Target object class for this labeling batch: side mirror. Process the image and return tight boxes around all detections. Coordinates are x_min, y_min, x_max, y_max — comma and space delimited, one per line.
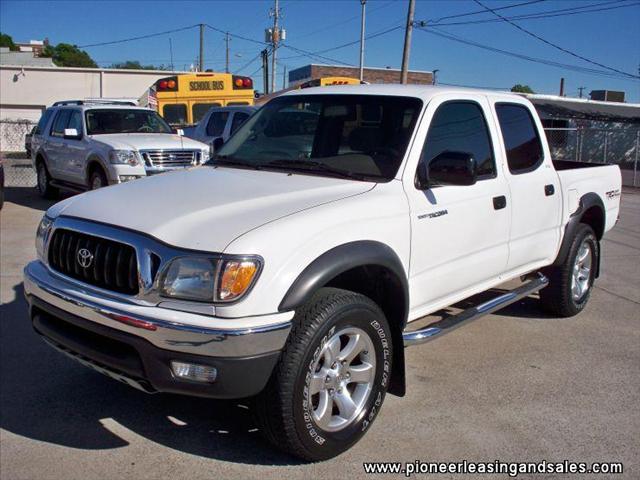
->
176, 128, 185, 136
416, 151, 477, 189
212, 137, 225, 153
63, 128, 81, 140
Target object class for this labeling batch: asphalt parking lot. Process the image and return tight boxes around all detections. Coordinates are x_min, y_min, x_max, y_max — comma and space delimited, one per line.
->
1, 185, 638, 480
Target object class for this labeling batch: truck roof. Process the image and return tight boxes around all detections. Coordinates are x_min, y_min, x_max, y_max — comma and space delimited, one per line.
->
281, 83, 523, 102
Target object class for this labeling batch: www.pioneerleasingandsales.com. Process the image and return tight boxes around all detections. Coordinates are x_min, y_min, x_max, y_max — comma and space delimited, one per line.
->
362, 459, 624, 477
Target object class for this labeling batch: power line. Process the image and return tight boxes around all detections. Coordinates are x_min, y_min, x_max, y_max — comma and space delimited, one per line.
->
430, 0, 546, 23
472, 0, 639, 79
235, 50, 263, 74
431, 0, 638, 26
416, 26, 639, 81
79, 24, 199, 48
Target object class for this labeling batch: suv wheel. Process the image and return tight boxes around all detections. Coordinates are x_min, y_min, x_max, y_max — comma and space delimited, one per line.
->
540, 223, 598, 317
89, 169, 108, 190
36, 161, 58, 199
255, 288, 392, 461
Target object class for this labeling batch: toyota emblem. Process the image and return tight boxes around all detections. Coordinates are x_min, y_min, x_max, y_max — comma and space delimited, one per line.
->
77, 248, 94, 268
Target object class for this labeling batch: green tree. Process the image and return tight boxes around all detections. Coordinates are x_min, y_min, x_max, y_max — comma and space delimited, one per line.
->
0, 32, 19, 51
511, 84, 535, 94
110, 60, 167, 70
41, 43, 97, 68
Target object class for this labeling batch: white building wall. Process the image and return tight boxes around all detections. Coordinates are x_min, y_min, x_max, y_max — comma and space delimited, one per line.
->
0, 65, 186, 151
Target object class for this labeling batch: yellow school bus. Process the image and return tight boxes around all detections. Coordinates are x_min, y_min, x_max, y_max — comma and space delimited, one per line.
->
299, 76, 364, 89
152, 72, 254, 126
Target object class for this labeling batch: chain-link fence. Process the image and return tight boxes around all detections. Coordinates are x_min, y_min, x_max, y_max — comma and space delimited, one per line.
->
544, 127, 640, 187
1, 119, 37, 187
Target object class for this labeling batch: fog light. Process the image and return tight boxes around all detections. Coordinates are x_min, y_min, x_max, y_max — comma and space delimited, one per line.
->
171, 361, 217, 383
119, 175, 140, 183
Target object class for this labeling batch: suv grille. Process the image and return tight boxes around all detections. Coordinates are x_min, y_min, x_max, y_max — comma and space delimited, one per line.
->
141, 150, 199, 168
48, 229, 139, 295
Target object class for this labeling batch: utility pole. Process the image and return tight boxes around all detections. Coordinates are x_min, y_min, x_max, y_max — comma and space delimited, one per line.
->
261, 48, 270, 95
199, 23, 205, 72
225, 32, 230, 73
359, 0, 367, 81
400, 0, 415, 84
578, 86, 585, 98
270, 0, 280, 94
559, 77, 565, 96
282, 64, 287, 89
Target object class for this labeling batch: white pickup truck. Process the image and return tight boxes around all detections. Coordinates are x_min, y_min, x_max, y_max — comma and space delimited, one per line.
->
24, 85, 621, 461
30, 100, 210, 196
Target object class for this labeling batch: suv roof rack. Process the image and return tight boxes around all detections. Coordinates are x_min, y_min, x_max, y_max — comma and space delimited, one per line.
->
52, 99, 138, 106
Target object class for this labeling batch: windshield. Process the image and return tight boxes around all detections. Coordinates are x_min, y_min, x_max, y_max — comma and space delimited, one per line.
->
211, 94, 422, 181
85, 109, 172, 135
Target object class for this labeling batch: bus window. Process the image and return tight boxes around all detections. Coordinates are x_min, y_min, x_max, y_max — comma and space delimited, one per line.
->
193, 103, 221, 123
163, 104, 187, 125
206, 111, 230, 137
227, 101, 250, 106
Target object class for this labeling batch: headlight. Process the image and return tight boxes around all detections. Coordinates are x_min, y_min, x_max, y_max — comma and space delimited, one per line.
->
159, 256, 261, 302
200, 148, 211, 164
110, 150, 140, 166
35, 215, 53, 261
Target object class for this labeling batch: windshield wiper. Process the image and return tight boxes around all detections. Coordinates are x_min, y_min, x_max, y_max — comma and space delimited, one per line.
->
264, 159, 368, 181
207, 155, 265, 171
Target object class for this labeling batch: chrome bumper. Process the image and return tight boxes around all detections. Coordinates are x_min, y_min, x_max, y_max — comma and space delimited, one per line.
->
24, 261, 292, 358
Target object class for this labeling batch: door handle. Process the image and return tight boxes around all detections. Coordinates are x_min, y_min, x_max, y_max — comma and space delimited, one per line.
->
545, 184, 555, 196
493, 195, 507, 210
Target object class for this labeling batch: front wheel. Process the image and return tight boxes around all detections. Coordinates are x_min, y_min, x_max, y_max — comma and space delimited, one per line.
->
255, 288, 393, 461
540, 224, 598, 317
89, 169, 108, 190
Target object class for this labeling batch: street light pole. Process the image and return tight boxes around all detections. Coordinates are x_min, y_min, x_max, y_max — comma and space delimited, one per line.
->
199, 23, 205, 72
359, 0, 366, 81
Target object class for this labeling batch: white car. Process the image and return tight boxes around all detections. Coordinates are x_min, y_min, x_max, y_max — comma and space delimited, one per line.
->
184, 105, 256, 148
30, 100, 210, 197
25, 85, 621, 461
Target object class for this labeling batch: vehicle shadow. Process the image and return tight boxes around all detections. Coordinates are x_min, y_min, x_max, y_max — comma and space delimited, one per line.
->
3, 186, 72, 212
0, 282, 301, 466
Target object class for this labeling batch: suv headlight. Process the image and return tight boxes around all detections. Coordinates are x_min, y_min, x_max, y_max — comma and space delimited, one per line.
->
35, 215, 54, 261
110, 150, 140, 166
159, 256, 261, 302
200, 148, 211, 164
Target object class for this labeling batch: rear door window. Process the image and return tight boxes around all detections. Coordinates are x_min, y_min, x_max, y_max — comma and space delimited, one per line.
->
495, 103, 544, 174
230, 112, 250, 135
206, 111, 230, 137
163, 104, 187, 125
50, 110, 71, 137
66, 110, 83, 136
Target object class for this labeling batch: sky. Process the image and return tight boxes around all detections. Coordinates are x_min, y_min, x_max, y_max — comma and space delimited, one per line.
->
1, 0, 639, 101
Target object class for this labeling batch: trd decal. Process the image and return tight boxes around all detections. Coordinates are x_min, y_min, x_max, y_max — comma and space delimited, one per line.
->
605, 189, 621, 200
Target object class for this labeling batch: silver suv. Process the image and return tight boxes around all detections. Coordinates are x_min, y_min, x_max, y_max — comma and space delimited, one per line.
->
31, 100, 210, 197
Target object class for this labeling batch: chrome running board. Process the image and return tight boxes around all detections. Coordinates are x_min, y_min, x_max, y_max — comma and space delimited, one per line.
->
403, 273, 549, 347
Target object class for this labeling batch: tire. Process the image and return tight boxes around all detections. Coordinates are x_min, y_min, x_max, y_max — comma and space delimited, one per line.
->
540, 224, 598, 317
36, 160, 58, 199
255, 287, 393, 461
89, 168, 108, 190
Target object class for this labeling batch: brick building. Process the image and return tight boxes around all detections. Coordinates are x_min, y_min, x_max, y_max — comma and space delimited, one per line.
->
288, 64, 433, 87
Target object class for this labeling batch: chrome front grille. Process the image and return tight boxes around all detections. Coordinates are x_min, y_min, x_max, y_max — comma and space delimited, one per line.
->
140, 150, 199, 168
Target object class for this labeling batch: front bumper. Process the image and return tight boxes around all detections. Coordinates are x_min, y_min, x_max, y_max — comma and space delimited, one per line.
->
24, 261, 292, 398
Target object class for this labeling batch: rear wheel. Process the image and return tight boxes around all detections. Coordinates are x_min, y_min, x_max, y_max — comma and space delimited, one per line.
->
255, 288, 392, 461
36, 161, 58, 199
540, 224, 598, 317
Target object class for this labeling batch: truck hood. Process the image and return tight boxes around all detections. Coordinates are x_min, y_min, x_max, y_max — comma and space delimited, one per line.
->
89, 133, 208, 150
54, 166, 374, 252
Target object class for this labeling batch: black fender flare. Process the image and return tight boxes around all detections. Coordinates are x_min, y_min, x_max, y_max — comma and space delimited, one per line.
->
278, 240, 410, 397
552, 192, 604, 276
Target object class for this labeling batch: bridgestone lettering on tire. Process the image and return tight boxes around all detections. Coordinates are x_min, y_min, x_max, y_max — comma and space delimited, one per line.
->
254, 287, 393, 461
